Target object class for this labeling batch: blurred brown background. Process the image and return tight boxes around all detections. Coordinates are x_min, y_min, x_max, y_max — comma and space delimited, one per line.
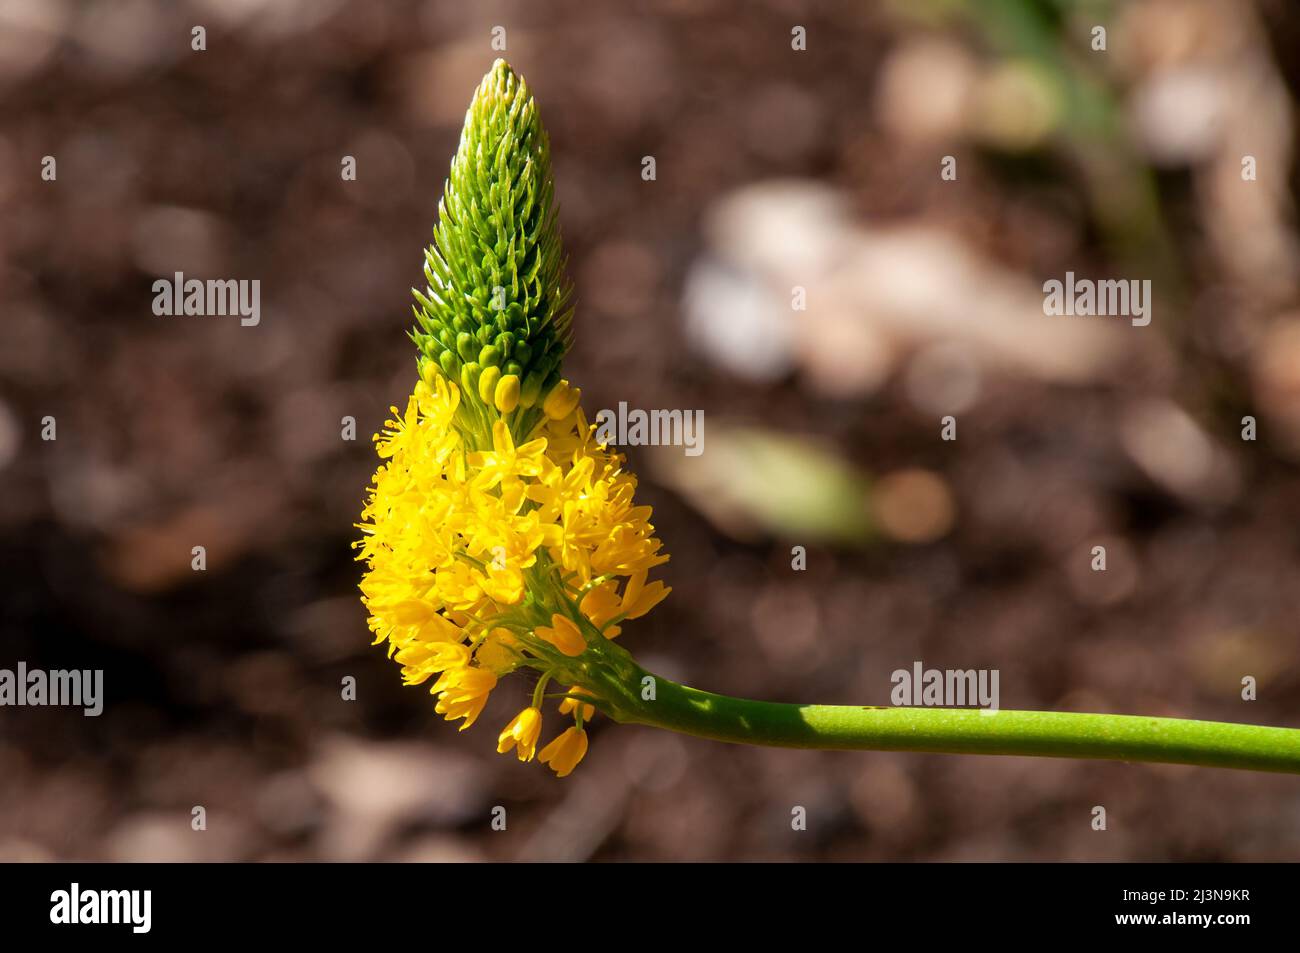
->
2, 0, 1300, 861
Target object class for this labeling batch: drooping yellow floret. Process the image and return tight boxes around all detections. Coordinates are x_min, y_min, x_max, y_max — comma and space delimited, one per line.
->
497, 706, 543, 762
539, 726, 589, 778
558, 688, 596, 722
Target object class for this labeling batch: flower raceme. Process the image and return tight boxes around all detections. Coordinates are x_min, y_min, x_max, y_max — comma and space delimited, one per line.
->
357, 61, 670, 777
356, 61, 1300, 784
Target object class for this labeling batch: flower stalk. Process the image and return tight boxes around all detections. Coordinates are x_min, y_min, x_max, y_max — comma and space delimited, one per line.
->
618, 672, 1300, 774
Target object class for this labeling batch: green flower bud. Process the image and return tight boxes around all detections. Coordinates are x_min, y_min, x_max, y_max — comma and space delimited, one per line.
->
456, 332, 476, 362
438, 349, 457, 377
459, 361, 481, 395
519, 370, 546, 409
410, 59, 575, 431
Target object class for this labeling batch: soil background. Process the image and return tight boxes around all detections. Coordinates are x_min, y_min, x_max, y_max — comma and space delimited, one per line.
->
2, 0, 1299, 861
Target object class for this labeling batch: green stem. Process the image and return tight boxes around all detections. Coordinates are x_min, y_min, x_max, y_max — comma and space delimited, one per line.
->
625, 673, 1300, 775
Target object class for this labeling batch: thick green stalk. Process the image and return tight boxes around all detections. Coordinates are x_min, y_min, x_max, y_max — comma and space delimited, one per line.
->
623, 672, 1300, 774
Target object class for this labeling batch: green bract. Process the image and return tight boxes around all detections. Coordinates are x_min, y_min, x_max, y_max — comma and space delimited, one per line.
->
411, 59, 574, 442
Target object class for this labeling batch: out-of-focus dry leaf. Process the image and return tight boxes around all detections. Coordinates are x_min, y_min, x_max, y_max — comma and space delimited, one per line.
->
686, 181, 1130, 398
1119, 399, 1241, 506
649, 424, 872, 544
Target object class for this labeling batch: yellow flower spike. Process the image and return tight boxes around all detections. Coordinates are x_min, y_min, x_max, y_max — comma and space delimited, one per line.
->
497, 706, 543, 761
535, 613, 587, 657
558, 686, 596, 722
539, 727, 588, 778
494, 374, 520, 414
359, 61, 672, 779
542, 379, 581, 420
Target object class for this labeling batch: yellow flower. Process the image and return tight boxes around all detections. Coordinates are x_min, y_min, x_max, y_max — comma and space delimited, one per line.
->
539, 727, 588, 778
469, 420, 547, 489
481, 564, 525, 605
475, 627, 522, 675
558, 686, 596, 721
535, 613, 586, 657
357, 369, 671, 777
432, 666, 497, 730
394, 639, 469, 686
542, 379, 581, 420
620, 570, 671, 620
497, 706, 543, 761
580, 583, 623, 638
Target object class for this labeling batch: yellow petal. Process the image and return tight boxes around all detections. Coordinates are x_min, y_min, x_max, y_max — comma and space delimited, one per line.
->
537, 614, 586, 656
539, 727, 588, 778
491, 419, 515, 455
624, 581, 670, 620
